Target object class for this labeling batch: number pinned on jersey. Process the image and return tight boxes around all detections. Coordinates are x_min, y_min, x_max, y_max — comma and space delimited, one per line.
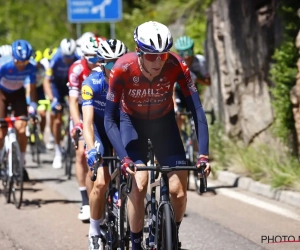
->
81, 85, 94, 100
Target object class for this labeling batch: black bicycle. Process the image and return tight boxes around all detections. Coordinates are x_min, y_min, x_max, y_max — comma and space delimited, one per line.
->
127, 163, 207, 250
91, 153, 132, 250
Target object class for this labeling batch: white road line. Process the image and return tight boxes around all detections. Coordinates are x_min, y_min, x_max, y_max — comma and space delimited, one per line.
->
216, 188, 300, 221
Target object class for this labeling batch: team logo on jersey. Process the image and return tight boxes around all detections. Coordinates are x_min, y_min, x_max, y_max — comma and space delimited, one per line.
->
81, 85, 93, 100
133, 76, 139, 84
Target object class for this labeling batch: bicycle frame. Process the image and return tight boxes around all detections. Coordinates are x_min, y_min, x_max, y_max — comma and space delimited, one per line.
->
91, 154, 131, 250
132, 164, 207, 250
1, 117, 25, 177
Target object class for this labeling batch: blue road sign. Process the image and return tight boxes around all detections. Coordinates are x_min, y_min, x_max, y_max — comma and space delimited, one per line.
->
68, 0, 122, 23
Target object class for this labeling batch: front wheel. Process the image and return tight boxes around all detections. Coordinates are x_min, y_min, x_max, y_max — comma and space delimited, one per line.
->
157, 204, 178, 250
11, 142, 23, 209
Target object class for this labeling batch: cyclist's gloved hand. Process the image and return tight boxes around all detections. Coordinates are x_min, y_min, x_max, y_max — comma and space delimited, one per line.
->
28, 102, 37, 115
86, 148, 97, 170
121, 156, 135, 176
51, 98, 60, 112
196, 156, 211, 177
71, 122, 83, 138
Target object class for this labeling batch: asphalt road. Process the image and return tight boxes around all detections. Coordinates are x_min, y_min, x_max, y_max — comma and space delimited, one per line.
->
1, 148, 300, 250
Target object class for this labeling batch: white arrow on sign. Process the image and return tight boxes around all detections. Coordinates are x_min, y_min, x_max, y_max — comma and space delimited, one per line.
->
91, 0, 113, 18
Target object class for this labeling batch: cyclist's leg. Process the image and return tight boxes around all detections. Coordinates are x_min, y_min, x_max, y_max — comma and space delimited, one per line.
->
37, 86, 47, 135
51, 81, 68, 168
0, 89, 8, 158
69, 118, 90, 220
88, 121, 110, 243
11, 88, 28, 163
11, 88, 29, 181
120, 111, 149, 249
151, 111, 188, 224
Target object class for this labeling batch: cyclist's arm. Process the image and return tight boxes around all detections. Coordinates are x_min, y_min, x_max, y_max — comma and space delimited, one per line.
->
43, 76, 53, 101
82, 105, 95, 151
104, 70, 127, 160
27, 67, 37, 103
69, 96, 80, 125
43, 64, 54, 101
172, 84, 178, 112
177, 62, 209, 156
29, 83, 37, 103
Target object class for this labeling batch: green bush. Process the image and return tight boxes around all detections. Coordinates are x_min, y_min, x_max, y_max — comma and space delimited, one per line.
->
269, 2, 299, 144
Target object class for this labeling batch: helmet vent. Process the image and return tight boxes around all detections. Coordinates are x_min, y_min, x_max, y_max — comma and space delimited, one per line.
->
157, 34, 162, 48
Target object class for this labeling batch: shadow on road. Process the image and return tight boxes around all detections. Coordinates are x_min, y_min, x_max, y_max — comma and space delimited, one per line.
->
29, 178, 66, 184
22, 198, 81, 208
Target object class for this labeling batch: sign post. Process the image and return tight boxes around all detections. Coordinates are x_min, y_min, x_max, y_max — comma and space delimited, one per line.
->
67, 0, 122, 39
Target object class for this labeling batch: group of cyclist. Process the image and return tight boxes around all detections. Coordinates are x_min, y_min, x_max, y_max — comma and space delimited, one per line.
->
0, 20, 211, 250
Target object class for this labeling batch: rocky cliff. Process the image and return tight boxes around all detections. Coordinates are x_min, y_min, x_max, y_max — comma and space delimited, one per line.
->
204, 0, 282, 144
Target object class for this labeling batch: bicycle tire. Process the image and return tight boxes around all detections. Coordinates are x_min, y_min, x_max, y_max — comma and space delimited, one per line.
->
64, 133, 73, 179
1, 150, 11, 203
143, 193, 156, 249
157, 204, 178, 250
120, 194, 131, 250
31, 131, 41, 167
11, 142, 23, 209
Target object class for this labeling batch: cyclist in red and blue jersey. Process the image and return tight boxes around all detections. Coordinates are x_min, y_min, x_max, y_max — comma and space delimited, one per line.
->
0, 39, 37, 181
68, 36, 102, 222
82, 39, 127, 250
104, 21, 211, 250
43, 38, 80, 169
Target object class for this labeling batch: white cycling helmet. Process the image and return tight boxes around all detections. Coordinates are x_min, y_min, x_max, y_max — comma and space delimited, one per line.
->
0, 45, 12, 57
60, 38, 76, 56
76, 32, 94, 47
134, 21, 173, 53
97, 39, 127, 60
81, 37, 101, 55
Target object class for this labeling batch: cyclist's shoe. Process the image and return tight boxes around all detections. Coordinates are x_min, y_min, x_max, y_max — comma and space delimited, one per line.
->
23, 168, 30, 182
78, 205, 90, 221
88, 235, 103, 250
46, 140, 55, 150
52, 154, 62, 169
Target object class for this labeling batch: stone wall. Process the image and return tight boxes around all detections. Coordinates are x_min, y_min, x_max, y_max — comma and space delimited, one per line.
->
204, 0, 282, 144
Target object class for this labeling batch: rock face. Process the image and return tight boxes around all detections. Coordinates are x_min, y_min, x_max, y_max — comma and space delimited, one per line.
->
290, 10, 300, 154
204, 0, 282, 144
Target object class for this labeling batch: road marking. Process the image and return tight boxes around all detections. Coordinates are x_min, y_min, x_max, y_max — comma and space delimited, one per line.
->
216, 188, 300, 221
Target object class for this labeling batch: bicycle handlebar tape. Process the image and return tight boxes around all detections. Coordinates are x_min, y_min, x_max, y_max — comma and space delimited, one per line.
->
125, 163, 135, 194
75, 130, 80, 150
199, 162, 207, 193
91, 153, 102, 182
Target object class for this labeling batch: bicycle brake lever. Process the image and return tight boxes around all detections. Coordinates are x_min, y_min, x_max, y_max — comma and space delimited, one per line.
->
125, 163, 135, 194
91, 153, 101, 182
199, 162, 207, 193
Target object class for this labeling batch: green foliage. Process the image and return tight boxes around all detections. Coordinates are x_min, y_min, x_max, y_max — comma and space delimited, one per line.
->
0, 0, 212, 52
209, 123, 300, 191
269, 1, 299, 142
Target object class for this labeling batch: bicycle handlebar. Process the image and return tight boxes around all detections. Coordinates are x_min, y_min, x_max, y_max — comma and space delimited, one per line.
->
90, 154, 120, 182
126, 163, 208, 193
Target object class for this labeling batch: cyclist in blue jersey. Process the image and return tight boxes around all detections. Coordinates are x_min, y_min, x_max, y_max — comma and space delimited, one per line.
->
43, 38, 80, 169
82, 39, 127, 250
0, 40, 37, 181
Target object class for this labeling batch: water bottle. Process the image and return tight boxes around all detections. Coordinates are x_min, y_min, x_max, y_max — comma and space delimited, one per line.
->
113, 191, 118, 204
